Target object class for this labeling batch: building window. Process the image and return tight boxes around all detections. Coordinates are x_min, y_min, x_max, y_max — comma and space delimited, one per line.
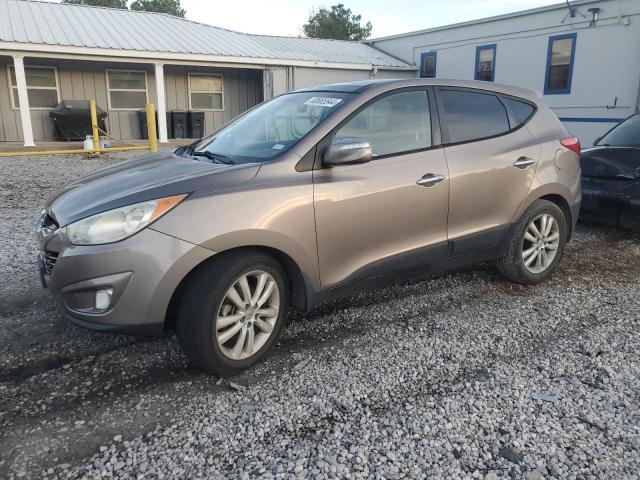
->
107, 70, 148, 110
544, 33, 577, 94
475, 44, 496, 82
419, 52, 437, 79
189, 74, 224, 110
9, 65, 60, 109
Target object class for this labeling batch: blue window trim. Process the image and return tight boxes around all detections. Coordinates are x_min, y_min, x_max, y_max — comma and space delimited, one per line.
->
420, 51, 437, 78
544, 33, 577, 95
474, 44, 496, 82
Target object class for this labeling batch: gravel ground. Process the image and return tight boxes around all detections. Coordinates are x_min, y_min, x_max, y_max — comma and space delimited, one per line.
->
1, 153, 639, 479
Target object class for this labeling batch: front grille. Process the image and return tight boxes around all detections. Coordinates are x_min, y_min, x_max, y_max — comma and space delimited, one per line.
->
42, 250, 59, 275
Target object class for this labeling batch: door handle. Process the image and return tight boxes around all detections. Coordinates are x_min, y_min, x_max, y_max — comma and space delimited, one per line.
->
513, 157, 536, 169
416, 173, 445, 187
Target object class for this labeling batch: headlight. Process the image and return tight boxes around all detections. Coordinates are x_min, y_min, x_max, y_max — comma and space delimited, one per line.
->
67, 194, 187, 245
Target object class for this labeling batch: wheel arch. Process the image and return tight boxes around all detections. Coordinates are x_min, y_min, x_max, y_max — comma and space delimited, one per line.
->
518, 184, 576, 240
538, 193, 573, 239
164, 245, 309, 331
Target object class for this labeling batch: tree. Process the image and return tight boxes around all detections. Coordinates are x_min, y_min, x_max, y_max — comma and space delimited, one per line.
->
130, 0, 186, 17
302, 4, 372, 41
62, 0, 128, 8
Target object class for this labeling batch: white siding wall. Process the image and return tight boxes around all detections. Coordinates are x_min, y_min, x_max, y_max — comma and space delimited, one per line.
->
266, 66, 415, 98
293, 67, 370, 89
292, 67, 414, 89
370, 0, 640, 145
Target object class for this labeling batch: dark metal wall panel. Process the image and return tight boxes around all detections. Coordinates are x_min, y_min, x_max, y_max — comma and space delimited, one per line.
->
0, 58, 264, 142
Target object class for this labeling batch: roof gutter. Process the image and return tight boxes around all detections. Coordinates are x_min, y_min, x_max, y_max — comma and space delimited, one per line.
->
365, 0, 603, 43
0, 42, 416, 71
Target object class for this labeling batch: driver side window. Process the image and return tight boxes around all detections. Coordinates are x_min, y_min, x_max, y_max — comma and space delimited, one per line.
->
336, 90, 432, 157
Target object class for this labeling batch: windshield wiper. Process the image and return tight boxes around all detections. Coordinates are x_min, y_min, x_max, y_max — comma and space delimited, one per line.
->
192, 150, 233, 165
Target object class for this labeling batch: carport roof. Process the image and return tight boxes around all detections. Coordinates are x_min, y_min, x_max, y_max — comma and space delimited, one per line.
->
0, 0, 414, 70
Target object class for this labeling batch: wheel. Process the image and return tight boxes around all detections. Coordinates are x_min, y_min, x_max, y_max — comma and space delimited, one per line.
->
177, 250, 289, 376
497, 200, 567, 285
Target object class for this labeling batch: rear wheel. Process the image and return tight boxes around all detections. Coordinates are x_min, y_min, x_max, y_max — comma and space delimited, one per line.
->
497, 200, 567, 284
177, 251, 288, 376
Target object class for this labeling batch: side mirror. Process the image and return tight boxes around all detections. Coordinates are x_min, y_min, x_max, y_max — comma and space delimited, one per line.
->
323, 137, 373, 166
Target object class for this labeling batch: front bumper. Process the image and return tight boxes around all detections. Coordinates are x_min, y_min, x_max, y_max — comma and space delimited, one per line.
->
39, 227, 215, 335
580, 178, 640, 230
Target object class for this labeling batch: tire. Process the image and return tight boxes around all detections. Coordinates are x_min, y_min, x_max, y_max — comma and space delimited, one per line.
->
177, 250, 289, 376
497, 200, 567, 285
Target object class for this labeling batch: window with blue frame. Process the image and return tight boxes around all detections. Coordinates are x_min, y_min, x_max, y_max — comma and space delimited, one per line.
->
420, 52, 437, 78
474, 44, 496, 82
544, 33, 577, 94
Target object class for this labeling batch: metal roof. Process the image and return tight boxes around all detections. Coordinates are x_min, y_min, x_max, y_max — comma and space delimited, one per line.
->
0, 0, 412, 69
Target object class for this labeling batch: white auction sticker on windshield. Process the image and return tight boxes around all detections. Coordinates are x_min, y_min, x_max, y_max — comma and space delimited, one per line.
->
304, 97, 343, 108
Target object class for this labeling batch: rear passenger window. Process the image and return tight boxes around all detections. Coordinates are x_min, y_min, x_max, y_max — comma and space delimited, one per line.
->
503, 97, 535, 126
336, 90, 431, 157
439, 90, 510, 144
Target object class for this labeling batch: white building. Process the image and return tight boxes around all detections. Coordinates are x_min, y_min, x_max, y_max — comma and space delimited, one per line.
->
366, 0, 640, 145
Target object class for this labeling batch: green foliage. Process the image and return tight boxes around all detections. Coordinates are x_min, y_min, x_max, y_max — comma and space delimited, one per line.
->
130, 0, 186, 17
62, 0, 128, 8
302, 3, 372, 41
62, 0, 186, 17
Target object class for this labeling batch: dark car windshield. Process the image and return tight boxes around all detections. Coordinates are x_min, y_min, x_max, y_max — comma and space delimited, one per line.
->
596, 114, 640, 147
191, 91, 353, 164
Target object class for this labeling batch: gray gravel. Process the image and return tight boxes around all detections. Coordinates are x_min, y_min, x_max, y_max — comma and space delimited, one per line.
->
1, 153, 639, 479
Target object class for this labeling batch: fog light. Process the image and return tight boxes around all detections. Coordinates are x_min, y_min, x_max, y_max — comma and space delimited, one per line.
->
95, 288, 113, 311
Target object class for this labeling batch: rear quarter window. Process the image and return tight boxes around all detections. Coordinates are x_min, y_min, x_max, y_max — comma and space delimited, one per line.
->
439, 89, 510, 144
503, 97, 536, 126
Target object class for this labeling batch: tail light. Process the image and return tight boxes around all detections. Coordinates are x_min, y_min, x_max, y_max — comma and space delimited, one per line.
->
560, 137, 581, 155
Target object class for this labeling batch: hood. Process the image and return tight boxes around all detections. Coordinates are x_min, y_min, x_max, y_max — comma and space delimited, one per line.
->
581, 146, 640, 180
47, 150, 260, 226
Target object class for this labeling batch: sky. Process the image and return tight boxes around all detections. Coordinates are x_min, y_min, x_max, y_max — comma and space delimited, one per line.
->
177, 0, 562, 38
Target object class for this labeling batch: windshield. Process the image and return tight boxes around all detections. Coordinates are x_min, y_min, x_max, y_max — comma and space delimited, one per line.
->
596, 114, 640, 147
192, 91, 353, 163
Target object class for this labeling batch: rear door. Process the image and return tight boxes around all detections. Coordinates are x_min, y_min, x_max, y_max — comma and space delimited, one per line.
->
313, 88, 450, 289
436, 87, 540, 254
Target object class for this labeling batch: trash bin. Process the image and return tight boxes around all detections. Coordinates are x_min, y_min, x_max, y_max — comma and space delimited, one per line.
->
188, 111, 205, 139
171, 110, 187, 139
49, 100, 107, 141
165, 112, 173, 139
138, 109, 163, 139
138, 109, 150, 139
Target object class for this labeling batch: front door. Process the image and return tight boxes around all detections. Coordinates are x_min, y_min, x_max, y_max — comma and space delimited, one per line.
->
313, 89, 450, 289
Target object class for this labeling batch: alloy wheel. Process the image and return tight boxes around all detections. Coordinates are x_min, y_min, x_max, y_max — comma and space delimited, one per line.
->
522, 213, 560, 274
215, 270, 280, 360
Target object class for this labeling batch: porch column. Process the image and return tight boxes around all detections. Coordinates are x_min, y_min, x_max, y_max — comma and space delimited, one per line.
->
154, 63, 168, 143
12, 55, 35, 147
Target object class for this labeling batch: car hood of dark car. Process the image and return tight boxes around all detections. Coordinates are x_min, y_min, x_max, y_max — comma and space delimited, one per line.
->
581, 146, 640, 180
46, 150, 260, 227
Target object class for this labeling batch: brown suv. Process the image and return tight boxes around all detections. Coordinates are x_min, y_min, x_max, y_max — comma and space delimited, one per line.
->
38, 79, 581, 375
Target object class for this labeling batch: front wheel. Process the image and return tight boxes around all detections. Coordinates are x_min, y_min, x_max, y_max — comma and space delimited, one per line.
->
497, 200, 567, 285
177, 251, 289, 376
